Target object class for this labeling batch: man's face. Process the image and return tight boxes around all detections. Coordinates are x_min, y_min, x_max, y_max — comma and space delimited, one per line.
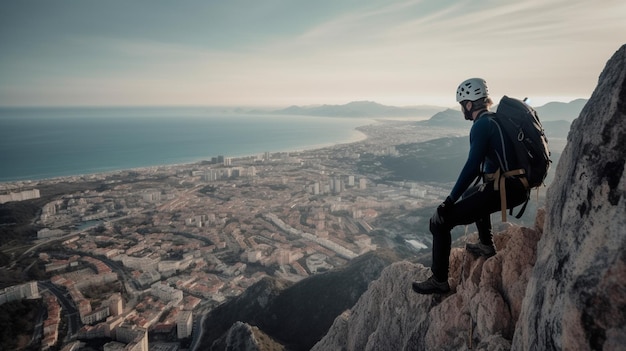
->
461, 101, 473, 121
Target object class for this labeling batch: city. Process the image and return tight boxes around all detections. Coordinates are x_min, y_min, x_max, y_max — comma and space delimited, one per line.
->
0, 119, 467, 351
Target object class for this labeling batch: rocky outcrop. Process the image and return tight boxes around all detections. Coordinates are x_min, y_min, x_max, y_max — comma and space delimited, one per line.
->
313, 44, 626, 350
197, 250, 399, 351
511, 44, 626, 350
212, 321, 285, 351
312, 214, 544, 351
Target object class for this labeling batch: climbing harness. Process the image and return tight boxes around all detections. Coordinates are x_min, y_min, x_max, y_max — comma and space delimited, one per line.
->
484, 169, 529, 222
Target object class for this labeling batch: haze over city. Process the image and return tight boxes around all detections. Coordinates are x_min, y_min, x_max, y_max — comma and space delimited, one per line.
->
1, 0, 625, 108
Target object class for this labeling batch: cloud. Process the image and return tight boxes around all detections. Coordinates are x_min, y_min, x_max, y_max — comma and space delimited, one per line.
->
1, 0, 625, 106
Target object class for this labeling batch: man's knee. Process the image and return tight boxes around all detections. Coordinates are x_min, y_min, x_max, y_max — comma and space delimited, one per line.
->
430, 213, 447, 235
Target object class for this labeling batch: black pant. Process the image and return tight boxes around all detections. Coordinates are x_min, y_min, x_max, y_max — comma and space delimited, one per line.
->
429, 177, 529, 281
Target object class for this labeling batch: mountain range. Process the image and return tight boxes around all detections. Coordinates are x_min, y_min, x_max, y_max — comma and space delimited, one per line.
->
533, 98, 588, 121
268, 98, 586, 122
271, 101, 446, 118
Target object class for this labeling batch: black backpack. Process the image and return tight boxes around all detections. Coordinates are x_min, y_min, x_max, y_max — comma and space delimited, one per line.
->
492, 96, 551, 189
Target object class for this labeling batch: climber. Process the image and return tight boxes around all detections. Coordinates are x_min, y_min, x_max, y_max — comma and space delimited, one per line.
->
412, 78, 530, 294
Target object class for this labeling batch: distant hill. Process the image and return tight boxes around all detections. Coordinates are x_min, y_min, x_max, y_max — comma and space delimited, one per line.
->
542, 120, 571, 138
415, 108, 467, 128
262, 98, 586, 121
413, 101, 577, 136
533, 98, 587, 121
270, 101, 446, 118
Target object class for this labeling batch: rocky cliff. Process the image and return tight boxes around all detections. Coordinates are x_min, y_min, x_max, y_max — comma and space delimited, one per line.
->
312, 44, 626, 350
312, 216, 545, 351
512, 43, 626, 350
212, 321, 286, 351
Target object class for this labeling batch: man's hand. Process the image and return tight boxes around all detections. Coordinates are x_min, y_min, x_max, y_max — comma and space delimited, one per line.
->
437, 196, 455, 217
431, 196, 455, 226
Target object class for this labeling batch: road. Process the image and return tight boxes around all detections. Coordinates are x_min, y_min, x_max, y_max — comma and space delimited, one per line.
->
38, 281, 82, 342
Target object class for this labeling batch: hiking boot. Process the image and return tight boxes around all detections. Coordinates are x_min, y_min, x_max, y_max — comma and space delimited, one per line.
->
466, 242, 496, 258
412, 275, 450, 295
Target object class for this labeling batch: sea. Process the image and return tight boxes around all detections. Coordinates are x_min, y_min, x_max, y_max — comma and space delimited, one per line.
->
0, 107, 372, 183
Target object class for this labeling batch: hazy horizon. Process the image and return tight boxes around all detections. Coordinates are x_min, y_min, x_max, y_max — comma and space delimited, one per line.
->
0, 97, 588, 111
1, 1, 624, 108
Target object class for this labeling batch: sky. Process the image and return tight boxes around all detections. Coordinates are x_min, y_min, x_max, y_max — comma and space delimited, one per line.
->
0, 0, 625, 108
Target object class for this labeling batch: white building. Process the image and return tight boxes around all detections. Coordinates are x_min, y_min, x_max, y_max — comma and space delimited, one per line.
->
141, 190, 161, 202
150, 282, 183, 303
177, 311, 193, 339
120, 255, 158, 272
359, 178, 367, 190
115, 324, 148, 351
82, 306, 110, 325
0, 188, 40, 204
108, 294, 123, 316
0, 281, 39, 305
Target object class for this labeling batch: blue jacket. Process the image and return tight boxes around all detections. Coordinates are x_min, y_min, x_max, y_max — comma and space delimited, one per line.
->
449, 112, 519, 202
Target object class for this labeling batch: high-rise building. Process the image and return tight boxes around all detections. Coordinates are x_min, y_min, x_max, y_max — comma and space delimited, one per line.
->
333, 178, 343, 194
359, 178, 367, 190
115, 324, 148, 351
202, 169, 220, 181
109, 293, 123, 316
247, 166, 256, 177
177, 311, 193, 339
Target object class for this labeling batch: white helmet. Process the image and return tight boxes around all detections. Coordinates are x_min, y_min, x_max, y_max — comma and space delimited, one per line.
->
456, 78, 489, 102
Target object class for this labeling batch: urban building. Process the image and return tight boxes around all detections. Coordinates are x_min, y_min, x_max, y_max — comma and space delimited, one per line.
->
0, 188, 40, 204
116, 324, 148, 351
0, 281, 39, 305
177, 311, 193, 339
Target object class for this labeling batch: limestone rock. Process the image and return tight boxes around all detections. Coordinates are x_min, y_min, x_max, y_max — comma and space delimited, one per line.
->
212, 321, 285, 351
312, 218, 544, 351
511, 44, 626, 350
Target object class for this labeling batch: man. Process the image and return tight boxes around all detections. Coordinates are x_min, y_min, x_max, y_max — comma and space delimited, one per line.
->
412, 78, 530, 295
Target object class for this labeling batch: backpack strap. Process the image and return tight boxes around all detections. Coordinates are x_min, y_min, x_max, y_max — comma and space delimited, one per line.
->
496, 169, 529, 222
514, 196, 530, 219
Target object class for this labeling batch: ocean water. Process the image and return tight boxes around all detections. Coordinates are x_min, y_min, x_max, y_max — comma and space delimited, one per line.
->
0, 107, 371, 183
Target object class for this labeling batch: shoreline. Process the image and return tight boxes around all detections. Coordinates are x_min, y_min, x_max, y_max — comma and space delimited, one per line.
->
0, 121, 373, 190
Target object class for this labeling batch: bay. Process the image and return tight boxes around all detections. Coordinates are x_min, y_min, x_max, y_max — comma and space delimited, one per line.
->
0, 107, 371, 182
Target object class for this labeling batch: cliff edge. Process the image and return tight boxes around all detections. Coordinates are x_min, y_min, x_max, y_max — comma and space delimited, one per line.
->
512, 43, 626, 350
312, 215, 545, 351
313, 44, 626, 350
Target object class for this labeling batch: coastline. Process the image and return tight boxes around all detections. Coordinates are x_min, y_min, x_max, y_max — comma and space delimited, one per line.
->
0, 121, 372, 190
